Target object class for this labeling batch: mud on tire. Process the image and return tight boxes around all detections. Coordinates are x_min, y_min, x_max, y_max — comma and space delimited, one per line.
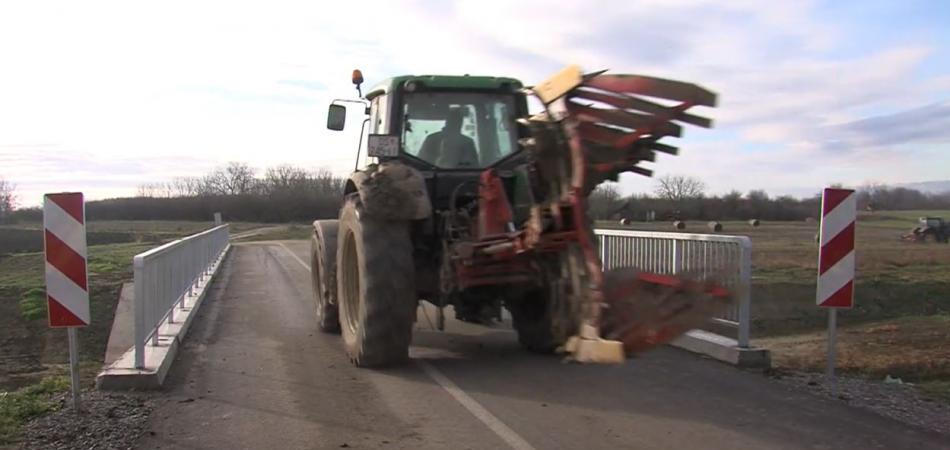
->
336, 197, 416, 367
311, 220, 340, 333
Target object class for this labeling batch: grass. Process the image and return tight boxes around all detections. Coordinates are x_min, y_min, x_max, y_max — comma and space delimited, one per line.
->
17, 288, 46, 322
918, 381, 950, 403
757, 315, 950, 381
232, 224, 312, 242
0, 242, 156, 391
0, 376, 70, 445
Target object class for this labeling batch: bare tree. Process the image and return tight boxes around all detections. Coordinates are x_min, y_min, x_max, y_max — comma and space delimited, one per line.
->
588, 183, 624, 219
136, 183, 157, 197
169, 177, 203, 197
265, 165, 309, 194
310, 168, 344, 196
203, 162, 258, 195
0, 176, 16, 222
654, 175, 706, 202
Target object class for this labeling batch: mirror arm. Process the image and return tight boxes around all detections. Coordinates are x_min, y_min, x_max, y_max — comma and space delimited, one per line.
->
354, 117, 371, 172
332, 98, 370, 110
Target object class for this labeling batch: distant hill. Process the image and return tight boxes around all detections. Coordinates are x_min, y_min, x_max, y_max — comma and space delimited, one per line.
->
897, 180, 950, 194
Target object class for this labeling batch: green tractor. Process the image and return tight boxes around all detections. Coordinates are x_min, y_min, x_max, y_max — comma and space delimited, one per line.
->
311, 67, 722, 367
904, 217, 949, 243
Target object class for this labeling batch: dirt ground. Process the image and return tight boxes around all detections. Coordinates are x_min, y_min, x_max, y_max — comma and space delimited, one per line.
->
606, 209, 950, 397
0, 243, 152, 391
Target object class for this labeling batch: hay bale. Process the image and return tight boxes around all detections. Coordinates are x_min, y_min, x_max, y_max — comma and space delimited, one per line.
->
748, 219, 760, 227
672, 221, 686, 230
707, 221, 723, 232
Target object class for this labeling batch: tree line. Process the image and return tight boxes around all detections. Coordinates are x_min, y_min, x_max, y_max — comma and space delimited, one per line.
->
0, 176, 14, 223
588, 175, 950, 222
4, 169, 949, 225
122, 163, 346, 222
3, 163, 346, 223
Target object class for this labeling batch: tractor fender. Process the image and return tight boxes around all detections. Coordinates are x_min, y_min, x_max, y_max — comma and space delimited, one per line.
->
346, 161, 432, 220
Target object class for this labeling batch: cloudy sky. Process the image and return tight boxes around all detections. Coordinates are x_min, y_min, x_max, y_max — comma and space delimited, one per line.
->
2, 0, 949, 206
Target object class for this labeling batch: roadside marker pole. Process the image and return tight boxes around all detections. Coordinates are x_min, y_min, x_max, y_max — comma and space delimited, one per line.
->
826, 308, 837, 397
67, 328, 81, 410
816, 188, 856, 398
43, 192, 90, 412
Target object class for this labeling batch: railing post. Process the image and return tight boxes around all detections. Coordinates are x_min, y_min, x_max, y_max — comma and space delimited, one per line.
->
737, 238, 752, 348
671, 239, 683, 275
133, 256, 146, 369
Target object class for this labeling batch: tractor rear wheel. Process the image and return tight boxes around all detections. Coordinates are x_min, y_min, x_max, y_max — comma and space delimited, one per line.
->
336, 197, 416, 367
311, 220, 340, 333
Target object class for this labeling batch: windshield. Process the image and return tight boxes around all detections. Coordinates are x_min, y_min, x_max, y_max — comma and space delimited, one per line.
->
401, 92, 518, 169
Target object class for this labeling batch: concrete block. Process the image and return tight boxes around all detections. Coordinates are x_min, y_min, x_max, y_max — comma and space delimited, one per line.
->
670, 329, 771, 369
97, 246, 231, 390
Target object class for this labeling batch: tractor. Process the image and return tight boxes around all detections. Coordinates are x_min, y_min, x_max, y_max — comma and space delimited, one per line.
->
311, 66, 727, 367
903, 217, 949, 243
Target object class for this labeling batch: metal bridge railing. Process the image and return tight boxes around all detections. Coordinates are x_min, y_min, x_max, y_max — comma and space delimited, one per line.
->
595, 228, 752, 348
133, 224, 230, 368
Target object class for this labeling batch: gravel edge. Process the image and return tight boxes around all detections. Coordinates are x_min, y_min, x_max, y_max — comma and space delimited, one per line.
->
768, 370, 950, 436
15, 389, 154, 450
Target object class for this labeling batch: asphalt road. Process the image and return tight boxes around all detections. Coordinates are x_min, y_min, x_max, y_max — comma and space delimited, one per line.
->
137, 241, 947, 450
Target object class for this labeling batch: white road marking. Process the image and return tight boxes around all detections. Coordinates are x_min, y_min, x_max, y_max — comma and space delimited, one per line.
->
276, 243, 536, 450
278, 242, 311, 271
417, 360, 538, 450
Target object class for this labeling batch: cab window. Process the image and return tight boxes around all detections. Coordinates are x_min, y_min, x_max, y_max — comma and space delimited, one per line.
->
401, 92, 517, 169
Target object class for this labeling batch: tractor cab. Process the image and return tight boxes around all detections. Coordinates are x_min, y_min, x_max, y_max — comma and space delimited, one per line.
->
327, 72, 531, 212
920, 217, 946, 229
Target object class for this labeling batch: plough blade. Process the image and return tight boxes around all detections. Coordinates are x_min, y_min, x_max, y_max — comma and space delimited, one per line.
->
568, 102, 684, 138
573, 88, 714, 128
582, 74, 718, 108
600, 268, 732, 355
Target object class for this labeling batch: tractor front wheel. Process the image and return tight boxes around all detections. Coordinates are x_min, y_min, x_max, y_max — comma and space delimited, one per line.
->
510, 274, 580, 354
336, 197, 416, 367
311, 220, 340, 333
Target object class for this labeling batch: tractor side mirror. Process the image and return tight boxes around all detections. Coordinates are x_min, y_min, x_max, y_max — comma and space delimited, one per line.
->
327, 104, 346, 131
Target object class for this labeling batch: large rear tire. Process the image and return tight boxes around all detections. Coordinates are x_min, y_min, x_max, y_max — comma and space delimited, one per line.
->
311, 220, 340, 333
337, 197, 416, 367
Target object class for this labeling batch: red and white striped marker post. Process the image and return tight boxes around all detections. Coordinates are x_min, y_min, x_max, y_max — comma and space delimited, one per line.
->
817, 187, 856, 396
43, 192, 89, 410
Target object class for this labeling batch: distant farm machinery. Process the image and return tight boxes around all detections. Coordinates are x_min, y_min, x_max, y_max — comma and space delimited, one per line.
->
902, 217, 949, 243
